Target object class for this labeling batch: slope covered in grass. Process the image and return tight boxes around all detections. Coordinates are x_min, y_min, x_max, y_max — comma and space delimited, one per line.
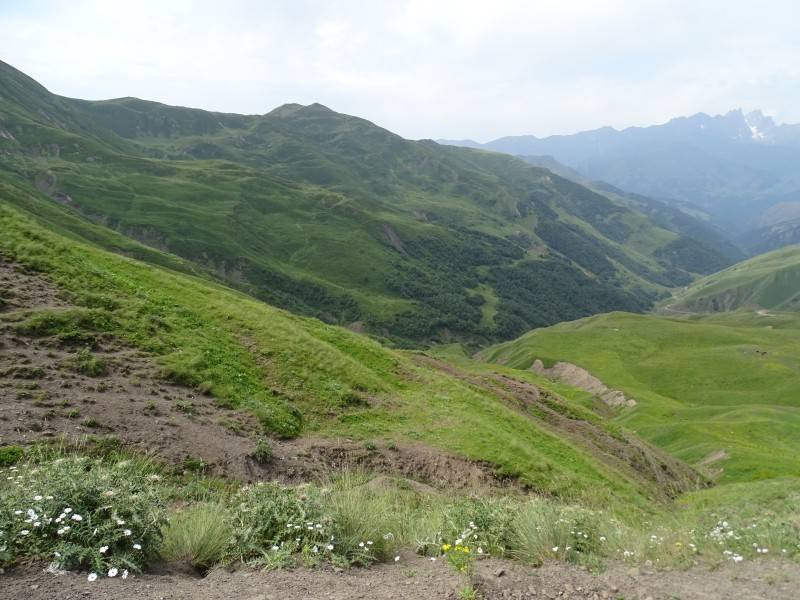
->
0, 198, 703, 507
0, 59, 736, 344
665, 245, 800, 313
479, 311, 800, 483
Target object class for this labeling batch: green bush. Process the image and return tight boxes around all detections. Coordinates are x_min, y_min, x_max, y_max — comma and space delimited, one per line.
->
161, 503, 231, 571
0, 457, 167, 576
230, 479, 381, 568
71, 347, 108, 377
230, 482, 326, 563
437, 496, 518, 557
0, 446, 24, 467
252, 438, 273, 465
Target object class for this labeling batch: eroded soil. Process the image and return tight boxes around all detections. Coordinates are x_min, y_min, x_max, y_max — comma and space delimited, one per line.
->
0, 260, 521, 490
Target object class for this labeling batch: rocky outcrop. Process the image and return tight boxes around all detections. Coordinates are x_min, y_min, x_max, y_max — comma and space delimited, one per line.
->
531, 359, 636, 408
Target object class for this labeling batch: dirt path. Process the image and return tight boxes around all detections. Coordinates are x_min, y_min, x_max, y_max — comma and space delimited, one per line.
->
3, 554, 799, 600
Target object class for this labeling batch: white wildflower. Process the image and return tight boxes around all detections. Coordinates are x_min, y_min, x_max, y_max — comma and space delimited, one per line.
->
99, 546, 109, 554
108, 567, 118, 577
87, 573, 98, 582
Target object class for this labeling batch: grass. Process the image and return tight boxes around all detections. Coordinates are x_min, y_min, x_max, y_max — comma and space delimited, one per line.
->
161, 503, 232, 570
479, 310, 800, 484
0, 201, 672, 506
666, 244, 800, 313
3, 452, 798, 580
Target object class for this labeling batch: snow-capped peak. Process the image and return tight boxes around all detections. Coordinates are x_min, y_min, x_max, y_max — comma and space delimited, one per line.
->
743, 110, 775, 141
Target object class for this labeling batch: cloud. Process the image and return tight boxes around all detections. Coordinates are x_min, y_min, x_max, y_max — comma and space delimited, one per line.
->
1, 0, 798, 140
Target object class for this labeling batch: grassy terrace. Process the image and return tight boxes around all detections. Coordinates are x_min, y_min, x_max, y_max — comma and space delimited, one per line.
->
480, 311, 800, 483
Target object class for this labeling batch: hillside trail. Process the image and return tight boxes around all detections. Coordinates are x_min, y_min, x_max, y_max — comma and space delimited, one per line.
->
4, 553, 799, 600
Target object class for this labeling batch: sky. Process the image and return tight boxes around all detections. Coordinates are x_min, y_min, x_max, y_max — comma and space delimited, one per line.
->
1, 0, 799, 141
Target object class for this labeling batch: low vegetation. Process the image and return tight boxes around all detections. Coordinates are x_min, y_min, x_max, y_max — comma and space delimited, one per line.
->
666, 244, 800, 313
480, 310, 800, 483
2, 452, 798, 581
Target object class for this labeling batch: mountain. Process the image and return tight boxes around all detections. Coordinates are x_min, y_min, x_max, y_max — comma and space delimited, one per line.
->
0, 60, 735, 344
440, 109, 800, 239
665, 244, 800, 313
1, 157, 703, 503
741, 217, 800, 254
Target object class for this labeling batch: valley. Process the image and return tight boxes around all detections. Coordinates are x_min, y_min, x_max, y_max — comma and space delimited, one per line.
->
1, 57, 800, 600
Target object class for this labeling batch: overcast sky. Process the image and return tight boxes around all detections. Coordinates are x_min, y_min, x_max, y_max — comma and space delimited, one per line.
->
2, 0, 799, 141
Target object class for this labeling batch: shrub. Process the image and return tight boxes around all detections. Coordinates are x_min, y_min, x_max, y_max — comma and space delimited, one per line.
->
161, 503, 231, 571
230, 481, 327, 565
0, 456, 167, 576
230, 477, 389, 568
436, 496, 518, 557
0, 446, 24, 467
252, 438, 273, 465
182, 457, 208, 474
71, 347, 108, 377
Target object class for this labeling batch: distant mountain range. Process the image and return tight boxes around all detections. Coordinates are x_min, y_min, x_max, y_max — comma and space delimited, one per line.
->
0, 60, 740, 344
439, 110, 800, 251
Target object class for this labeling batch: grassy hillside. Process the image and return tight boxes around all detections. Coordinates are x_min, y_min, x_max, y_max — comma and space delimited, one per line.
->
0, 60, 736, 345
0, 196, 707, 507
479, 311, 800, 483
665, 245, 800, 313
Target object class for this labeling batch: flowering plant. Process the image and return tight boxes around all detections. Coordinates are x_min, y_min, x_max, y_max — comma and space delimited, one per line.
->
0, 457, 166, 578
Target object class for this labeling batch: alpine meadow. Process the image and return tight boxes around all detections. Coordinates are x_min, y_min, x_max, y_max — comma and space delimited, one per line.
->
2, 4, 800, 599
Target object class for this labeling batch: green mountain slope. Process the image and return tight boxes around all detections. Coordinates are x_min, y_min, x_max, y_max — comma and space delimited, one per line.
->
479, 311, 800, 483
0, 60, 734, 344
0, 193, 703, 506
665, 245, 800, 313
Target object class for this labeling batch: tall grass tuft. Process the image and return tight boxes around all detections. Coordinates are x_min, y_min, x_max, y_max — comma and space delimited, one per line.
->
323, 470, 407, 564
161, 503, 231, 571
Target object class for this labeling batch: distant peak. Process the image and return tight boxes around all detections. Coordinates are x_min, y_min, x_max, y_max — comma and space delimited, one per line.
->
266, 102, 337, 118
266, 103, 305, 117
306, 102, 334, 112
